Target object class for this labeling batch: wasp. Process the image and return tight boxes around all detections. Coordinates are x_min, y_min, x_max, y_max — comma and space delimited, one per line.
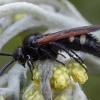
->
0, 25, 100, 75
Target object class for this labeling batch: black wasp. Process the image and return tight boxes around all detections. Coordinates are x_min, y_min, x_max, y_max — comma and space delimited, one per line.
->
0, 25, 100, 75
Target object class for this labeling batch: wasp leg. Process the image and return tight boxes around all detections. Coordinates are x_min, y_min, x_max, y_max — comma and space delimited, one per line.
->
27, 59, 33, 80
69, 49, 83, 63
40, 48, 65, 66
49, 42, 87, 72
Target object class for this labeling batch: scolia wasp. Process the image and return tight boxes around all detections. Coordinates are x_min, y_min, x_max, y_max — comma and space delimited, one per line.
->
0, 25, 100, 75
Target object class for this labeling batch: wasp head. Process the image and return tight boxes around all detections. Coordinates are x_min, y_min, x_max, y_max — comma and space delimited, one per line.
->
13, 46, 28, 67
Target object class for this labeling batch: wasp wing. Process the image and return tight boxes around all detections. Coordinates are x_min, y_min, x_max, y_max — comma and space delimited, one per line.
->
37, 25, 100, 45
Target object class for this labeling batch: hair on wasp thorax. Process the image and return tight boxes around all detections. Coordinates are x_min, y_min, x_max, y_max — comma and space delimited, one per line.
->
0, 25, 100, 76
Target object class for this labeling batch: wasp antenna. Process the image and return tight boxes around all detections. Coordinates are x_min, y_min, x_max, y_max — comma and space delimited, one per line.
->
0, 52, 13, 56
0, 60, 15, 76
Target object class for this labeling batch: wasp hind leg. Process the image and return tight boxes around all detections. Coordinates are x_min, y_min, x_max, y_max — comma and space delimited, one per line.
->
49, 42, 87, 72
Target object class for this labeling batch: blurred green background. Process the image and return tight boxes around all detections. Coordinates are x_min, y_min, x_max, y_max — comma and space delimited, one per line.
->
0, 0, 100, 100
70, 0, 100, 100
70, 0, 100, 24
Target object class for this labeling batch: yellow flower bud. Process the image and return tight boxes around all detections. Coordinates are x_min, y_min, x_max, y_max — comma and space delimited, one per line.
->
32, 68, 40, 89
54, 94, 67, 100
68, 62, 88, 84
24, 88, 44, 100
24, 88, 34, 100
50, 65, 70, 90
33, 68, 40, 83
14, 13, 26, 21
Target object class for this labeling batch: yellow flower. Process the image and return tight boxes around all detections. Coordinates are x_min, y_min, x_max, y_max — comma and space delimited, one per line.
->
24, 88, 44, 100
14, 13, 26, 21
24, 62, 88, 100
50, 65, 70, 90
33, 65, 70, 90
68, 62, 88, 84
33, 68, 40, 83
32, 68, 40, 89
54, 94, 67, 100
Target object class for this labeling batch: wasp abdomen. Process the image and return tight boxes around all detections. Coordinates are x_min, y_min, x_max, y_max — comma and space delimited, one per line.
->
62, 34, 100, 57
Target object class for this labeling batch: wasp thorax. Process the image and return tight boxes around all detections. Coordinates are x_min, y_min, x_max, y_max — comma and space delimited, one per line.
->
23, 34, 41, 47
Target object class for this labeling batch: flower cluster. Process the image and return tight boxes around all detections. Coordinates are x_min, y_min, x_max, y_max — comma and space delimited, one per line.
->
23, 61, 88, 100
